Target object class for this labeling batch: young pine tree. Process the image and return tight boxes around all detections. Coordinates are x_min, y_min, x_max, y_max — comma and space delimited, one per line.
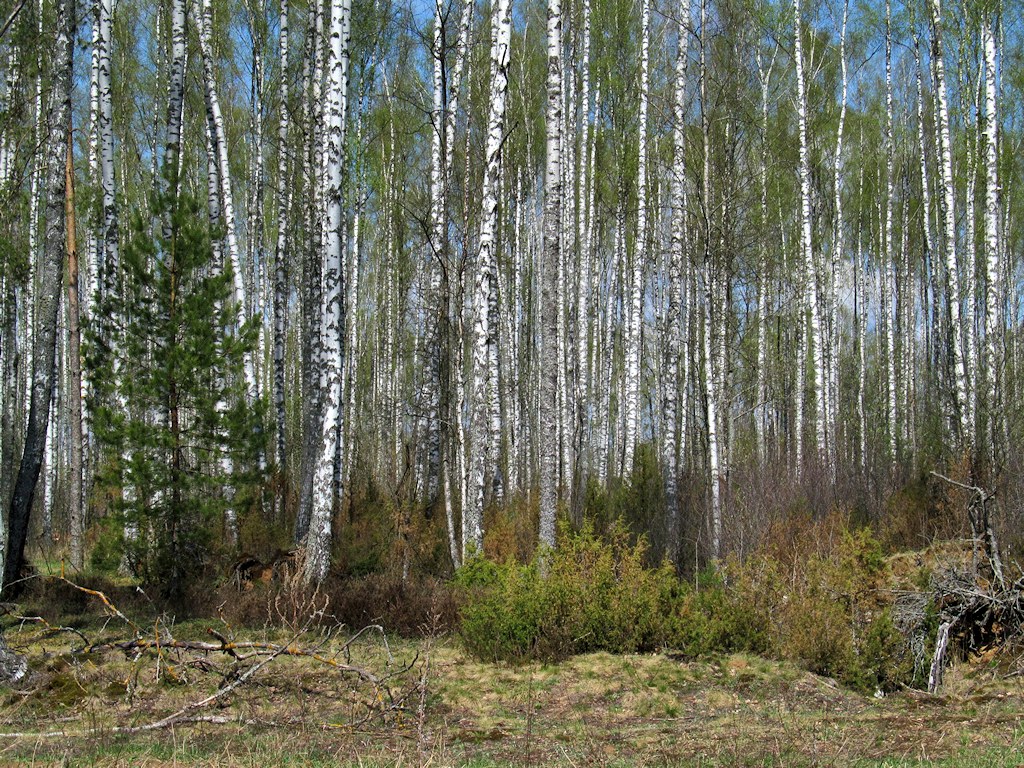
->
89, 189, 263, 598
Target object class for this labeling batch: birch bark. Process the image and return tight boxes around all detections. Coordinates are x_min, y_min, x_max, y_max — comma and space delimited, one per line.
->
305, 0, 351, 584
929, 0, 970, 447
467, 0, 511, 558
795, 0, 823, 469
664, 2, 689, 561
272, 0, 290, 500
622, 0, 650, 477
197, 0, 258, 404
539, 0, 561, 551
4, 0, 73, 591
981, 15, 1001, 461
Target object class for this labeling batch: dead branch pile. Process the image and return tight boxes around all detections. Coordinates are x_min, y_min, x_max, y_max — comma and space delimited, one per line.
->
892, 474, 1024, 693
0, 575, 419, 737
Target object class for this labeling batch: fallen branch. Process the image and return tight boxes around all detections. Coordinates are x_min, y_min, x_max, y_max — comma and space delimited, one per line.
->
0, 628, 295, 738
80, 630, 383, 685
0, 715, 255, 739
14, 615, 90, 647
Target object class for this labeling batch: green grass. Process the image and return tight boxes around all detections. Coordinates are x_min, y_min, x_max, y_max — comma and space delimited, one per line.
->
2, 602, 1023, 766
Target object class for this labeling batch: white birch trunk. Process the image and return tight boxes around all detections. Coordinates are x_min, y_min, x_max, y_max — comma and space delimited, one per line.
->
964, 113, 978, 448
539, 0, 561, 551
622, 0, 650, 477
883, 0, 896, 461
856, 182, 868, 472
794, 0, 824, 467
981, 15, 1001, 460
700, 0, 721, 560
165, 0, 186, 189
573, 0, 592, 485
467, 0, 511, 559
305, 0, 351, 585
272, 0, 290, 485
929, 0, 970, 447
664, 4, 689, 559
755, 49, 774, 466
829, 0, 848, 474
197, 0, 258, 404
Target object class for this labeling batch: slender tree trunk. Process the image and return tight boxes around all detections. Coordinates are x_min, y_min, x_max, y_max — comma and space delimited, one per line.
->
664, 5, 690, 562
65, 128, 84, 571
913, 30, 939, 436
467, 0, 511, 559
856, 165, 868, 472
699, 0, 721, 562
981, 14, 1001, 464
539, 0, 561, 552
755, 49, 774, 466
829, 0, 848, 475
198, 0, 258, 404
4, 0, 74, 592
794, 0, 823, 470
272, 0, 290, 516
882, 0, 897, 462
572, 0, 592, 497
929, 0, 969, 448
304, 0, 351, 585
622, 0, 650, 477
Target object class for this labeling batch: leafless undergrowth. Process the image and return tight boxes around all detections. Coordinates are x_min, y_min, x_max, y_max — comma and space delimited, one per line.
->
0, 572, 419, 739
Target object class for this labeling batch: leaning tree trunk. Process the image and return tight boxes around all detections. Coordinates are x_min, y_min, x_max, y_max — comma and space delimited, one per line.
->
198, 0, 258, 405
3, 0, 74, 593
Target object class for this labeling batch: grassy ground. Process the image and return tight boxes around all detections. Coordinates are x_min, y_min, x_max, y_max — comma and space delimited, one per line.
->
2, 604, 1023, 768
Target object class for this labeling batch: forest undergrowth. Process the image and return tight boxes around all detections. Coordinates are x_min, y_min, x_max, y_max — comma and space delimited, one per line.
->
3, 465, 1024, 766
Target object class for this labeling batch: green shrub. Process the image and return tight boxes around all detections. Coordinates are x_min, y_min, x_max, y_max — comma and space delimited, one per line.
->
666, 565, 771, 658
456, 518, 916, 693
456, 521, 676, 662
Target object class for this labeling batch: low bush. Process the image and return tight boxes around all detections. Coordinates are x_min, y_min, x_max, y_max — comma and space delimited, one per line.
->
456, 516, 916, 692
457, 521, 676, 662
666, 565, 771, 658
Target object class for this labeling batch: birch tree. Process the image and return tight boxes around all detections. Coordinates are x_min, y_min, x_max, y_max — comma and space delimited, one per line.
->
981, 12, 1000, 462
3, 0, 73, 591
929, 0, 970, 448
793, 0, 824, 468
664, 0, 690, 560
539, 0, 561, 551
622, 0, 650, 477
304, 0, 351, 585
197, 0, 258, 404
467, 0, 511, 559
272, 0, 290, 508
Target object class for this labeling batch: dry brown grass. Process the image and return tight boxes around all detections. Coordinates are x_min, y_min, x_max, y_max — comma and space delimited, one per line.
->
2, 577, 1024, 767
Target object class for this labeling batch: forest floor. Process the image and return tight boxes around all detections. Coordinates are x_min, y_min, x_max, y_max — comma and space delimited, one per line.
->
1, 600, 1023, 768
